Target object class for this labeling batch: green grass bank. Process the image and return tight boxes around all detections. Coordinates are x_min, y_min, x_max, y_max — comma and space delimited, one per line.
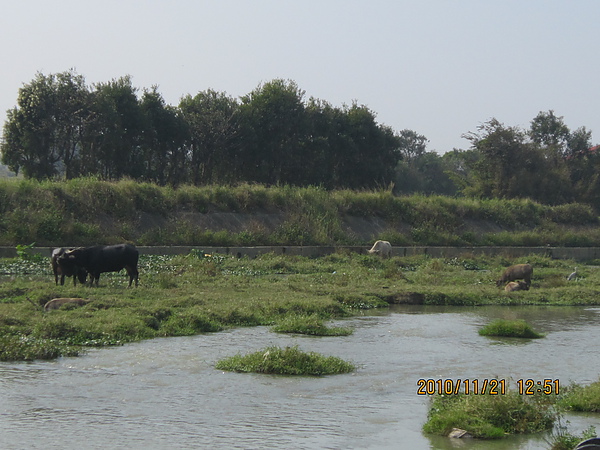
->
1, 251, 600, 362
1, 177, 599, 247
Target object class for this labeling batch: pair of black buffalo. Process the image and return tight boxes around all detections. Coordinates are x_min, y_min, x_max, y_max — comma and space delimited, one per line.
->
51, 244, 139, 287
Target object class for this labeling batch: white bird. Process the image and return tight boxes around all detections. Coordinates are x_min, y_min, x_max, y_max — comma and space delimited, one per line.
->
567, 267, 578, 281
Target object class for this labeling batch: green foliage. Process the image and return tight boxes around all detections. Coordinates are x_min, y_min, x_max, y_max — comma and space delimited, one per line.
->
215, 345, 355, 376
423, 391, 555, 438
549, 425, 597, 450
0, 335, 80, 361
558, 380, 600, 412
15, 242, 40, 261
159, 310, 223, 336
479, 319, 545, 338
2, 72, 401, 189
1, 179, 599, 246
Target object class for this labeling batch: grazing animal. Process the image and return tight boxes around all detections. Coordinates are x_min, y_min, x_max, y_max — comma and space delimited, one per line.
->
496, 263, 533, 287
51, 247, 88, 286
504, 281, 530, 292
567, 267, 578, 281
58, 244, 139, 287
44, 298, 89, 311
368, 240, 392, 258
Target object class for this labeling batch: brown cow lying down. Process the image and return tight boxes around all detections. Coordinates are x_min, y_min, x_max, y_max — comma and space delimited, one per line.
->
368, 240, 392, 258
496, 264, 533, 287
504, 281, 530, 292
44, 298, 89, 311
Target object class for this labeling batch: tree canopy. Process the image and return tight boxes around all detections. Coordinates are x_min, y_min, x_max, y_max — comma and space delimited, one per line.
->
1, 72, 598, 211
1, 71, 403, 189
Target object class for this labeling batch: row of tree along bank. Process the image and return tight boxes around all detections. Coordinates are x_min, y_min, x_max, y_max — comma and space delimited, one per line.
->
1, 71, 599, 210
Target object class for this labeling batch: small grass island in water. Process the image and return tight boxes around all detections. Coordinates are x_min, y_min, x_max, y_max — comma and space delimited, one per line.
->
215, 345, 355, 376
479, 319, 544, 339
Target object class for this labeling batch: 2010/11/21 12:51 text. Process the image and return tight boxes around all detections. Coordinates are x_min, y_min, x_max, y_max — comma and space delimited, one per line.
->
416, 379, 560, 395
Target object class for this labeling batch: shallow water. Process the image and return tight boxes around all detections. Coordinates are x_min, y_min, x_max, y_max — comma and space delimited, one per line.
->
1, 305, 599, 449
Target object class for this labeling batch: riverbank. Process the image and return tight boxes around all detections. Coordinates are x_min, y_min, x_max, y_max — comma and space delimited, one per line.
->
1, 178, 599, 248
1, 251, 598, 362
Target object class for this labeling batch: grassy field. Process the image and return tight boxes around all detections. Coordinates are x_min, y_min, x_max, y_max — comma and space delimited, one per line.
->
1, 250, 598, 362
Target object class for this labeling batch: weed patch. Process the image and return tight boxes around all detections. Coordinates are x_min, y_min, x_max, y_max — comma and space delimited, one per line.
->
558, 380, 600, 412
423, 391, 555, 438
479, 319, 545, 339
215, 345, 355, 375
0, 335, 80, 361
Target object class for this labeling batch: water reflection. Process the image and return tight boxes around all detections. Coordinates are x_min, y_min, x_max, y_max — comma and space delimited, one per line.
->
0, 305, 599, 449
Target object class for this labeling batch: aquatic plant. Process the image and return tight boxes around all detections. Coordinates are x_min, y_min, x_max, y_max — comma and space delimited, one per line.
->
215, 345, 355, 376
558, 380, 600, 412
0, 335, 80, 361
548, 423, 597, 450
423, 390, 555, 438
479, 319, 545, 338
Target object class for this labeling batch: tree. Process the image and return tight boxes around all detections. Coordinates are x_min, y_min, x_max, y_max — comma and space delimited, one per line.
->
394, 151, 457, 196
462, 119, 530, 198
397, 129, 428, 161
179, 90, 239, 185
139, 87, 188, 185
237, 79, 308, 185
529, 110, 570, 153
1, 71, 89, 179
331, 103, 400, 189
462, 118, 574, 204
85, 76, 144, 179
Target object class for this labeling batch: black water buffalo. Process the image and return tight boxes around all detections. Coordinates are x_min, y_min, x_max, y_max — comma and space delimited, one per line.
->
58, 244, 139, 287
51, 247, 88, 286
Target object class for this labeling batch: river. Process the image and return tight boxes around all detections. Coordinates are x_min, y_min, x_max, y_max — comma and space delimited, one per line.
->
1, 305, 599, 449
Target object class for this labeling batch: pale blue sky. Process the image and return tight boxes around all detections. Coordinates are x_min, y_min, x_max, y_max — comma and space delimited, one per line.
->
1, 0, 598, 153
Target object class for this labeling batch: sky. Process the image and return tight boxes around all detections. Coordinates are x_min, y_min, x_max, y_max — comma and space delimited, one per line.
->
1, 0, 598, 154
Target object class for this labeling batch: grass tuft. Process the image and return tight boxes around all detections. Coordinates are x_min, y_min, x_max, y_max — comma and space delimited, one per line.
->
479, 319, 545, 338
215, 345, 355, 376
0, 335, 80, 361
423, 391, 555, 438
558, 380, 600, 412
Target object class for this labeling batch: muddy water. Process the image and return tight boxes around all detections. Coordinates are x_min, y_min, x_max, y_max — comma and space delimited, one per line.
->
1, 305, 599, 450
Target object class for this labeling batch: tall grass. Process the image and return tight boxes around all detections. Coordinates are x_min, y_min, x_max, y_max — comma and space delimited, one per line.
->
0, 177, 598, 246
215, 345, 355, 375
479, 319, 545, 339
423, 391, 555, 438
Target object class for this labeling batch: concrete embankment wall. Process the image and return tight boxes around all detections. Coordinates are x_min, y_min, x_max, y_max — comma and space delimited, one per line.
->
2, 245, 600, 261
